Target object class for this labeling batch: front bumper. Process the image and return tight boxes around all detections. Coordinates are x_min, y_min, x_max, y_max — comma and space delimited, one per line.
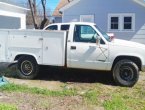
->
141, 65, 145, 72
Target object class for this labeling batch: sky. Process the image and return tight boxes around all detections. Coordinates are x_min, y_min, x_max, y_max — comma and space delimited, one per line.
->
1, 0, 60, 15
46, 0, 59, 11
35, 0, 60, 15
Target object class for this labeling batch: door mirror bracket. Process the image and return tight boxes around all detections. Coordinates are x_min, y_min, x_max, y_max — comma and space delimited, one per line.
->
96, 36, 101, 45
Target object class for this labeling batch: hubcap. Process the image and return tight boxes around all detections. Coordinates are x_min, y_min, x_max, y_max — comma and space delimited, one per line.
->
120, 66, 134, 81
21, 60, 33, 76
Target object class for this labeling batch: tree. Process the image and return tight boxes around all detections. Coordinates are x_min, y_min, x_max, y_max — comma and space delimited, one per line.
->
39, 0, 49, 29
28, 0, 49, 29
0, 0, 49, 29
28, 0, 38, 29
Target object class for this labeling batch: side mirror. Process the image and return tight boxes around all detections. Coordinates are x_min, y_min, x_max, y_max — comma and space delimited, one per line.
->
96, 36, 101, 45
107, 33, 115, 41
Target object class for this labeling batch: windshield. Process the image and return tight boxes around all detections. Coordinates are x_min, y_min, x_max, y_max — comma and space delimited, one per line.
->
94, 25, 111, 42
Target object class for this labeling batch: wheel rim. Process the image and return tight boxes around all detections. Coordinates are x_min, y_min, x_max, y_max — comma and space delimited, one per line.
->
119, 66, 134, 81
21, 60, 33, 76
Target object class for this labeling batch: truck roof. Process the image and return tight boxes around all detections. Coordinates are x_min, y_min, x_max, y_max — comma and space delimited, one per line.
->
48, 22, 95, 26
43, 22, 96, 30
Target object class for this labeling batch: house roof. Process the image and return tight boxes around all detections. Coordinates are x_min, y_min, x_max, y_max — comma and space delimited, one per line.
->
134, 0, 145, 7
53, 0, 75, 17
58, 0, 145, 14
0, 2, 29, 14
60, 0, 80, 12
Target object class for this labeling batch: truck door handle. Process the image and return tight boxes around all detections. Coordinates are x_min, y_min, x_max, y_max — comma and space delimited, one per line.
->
71, 46, 76, 50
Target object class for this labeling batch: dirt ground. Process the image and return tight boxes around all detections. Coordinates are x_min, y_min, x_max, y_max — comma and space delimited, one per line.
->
0, 67, 145, 110
4, 66, 116, 90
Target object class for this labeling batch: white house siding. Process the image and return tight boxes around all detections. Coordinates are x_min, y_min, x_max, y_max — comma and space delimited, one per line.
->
61, 0, 145, 43
131, 24, 145, 44
54, 17, 62, 23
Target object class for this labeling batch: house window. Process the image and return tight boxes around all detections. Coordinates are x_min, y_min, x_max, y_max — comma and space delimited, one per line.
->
108, 13, 135, 31
80, 15, 94, 23
111, 17, 119, 29
124, 17, 132, 29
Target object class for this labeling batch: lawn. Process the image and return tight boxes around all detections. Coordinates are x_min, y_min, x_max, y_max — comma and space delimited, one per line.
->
0, 71, 145, 110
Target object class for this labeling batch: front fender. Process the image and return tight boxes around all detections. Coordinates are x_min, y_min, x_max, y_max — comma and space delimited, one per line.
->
107, 53, 144, 71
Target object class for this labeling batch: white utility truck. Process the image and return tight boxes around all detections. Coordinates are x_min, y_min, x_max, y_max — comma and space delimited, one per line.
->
0, 22, 145, 87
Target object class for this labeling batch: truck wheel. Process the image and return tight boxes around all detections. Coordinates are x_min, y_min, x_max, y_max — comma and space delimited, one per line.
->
17, 56, 39, 79
113, 59, 139, 87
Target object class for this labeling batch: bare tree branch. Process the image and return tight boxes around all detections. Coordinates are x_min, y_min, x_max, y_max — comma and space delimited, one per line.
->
41, 0, 46, 19
28, 0, 49, 29
28, 0, 38, 29
40, 0, 49, 29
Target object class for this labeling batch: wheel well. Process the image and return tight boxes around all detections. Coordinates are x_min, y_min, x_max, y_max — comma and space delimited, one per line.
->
14, 55, 37, 62
112, 56, 142, 71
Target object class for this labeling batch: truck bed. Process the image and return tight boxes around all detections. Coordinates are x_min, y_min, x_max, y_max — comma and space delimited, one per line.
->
0, 29, 67, 66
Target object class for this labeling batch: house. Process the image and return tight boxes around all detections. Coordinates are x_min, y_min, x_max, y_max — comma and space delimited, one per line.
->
52, 0, 71, 23
56, 0, 145, 44
0, 1, 29, 29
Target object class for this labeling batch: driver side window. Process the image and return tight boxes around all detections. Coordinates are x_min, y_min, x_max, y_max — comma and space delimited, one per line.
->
74, 25, 99, 43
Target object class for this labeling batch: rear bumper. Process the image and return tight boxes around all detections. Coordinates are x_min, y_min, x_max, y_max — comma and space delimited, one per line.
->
141, 65, 145, 72
0, 62, 16, 72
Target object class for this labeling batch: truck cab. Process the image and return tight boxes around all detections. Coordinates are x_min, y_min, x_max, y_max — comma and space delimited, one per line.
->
66, 22, 109, 70
44, 22, 110, 70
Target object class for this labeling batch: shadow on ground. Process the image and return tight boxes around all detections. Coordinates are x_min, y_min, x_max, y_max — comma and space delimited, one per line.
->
37, 66, 115, 86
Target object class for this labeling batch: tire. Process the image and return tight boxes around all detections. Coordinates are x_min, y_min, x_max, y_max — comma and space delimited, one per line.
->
113, 59, 139, 87
17, 56, 39, 79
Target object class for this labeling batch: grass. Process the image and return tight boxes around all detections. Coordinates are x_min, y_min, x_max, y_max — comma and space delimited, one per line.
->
0, 83, 77, 97
102, 85, 145, 110
0, 79, 145, 110
83, 89, 100, 105
103, 93, 145, 110
103, 95, 130, 110
0, 103, 17, 110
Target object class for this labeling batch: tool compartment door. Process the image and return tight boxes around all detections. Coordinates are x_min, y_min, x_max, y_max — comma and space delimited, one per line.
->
8, 30, 43, 63
42, 31, 66, 66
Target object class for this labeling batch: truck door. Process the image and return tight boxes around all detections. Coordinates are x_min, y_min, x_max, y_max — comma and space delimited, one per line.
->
67, 25, 108, 70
